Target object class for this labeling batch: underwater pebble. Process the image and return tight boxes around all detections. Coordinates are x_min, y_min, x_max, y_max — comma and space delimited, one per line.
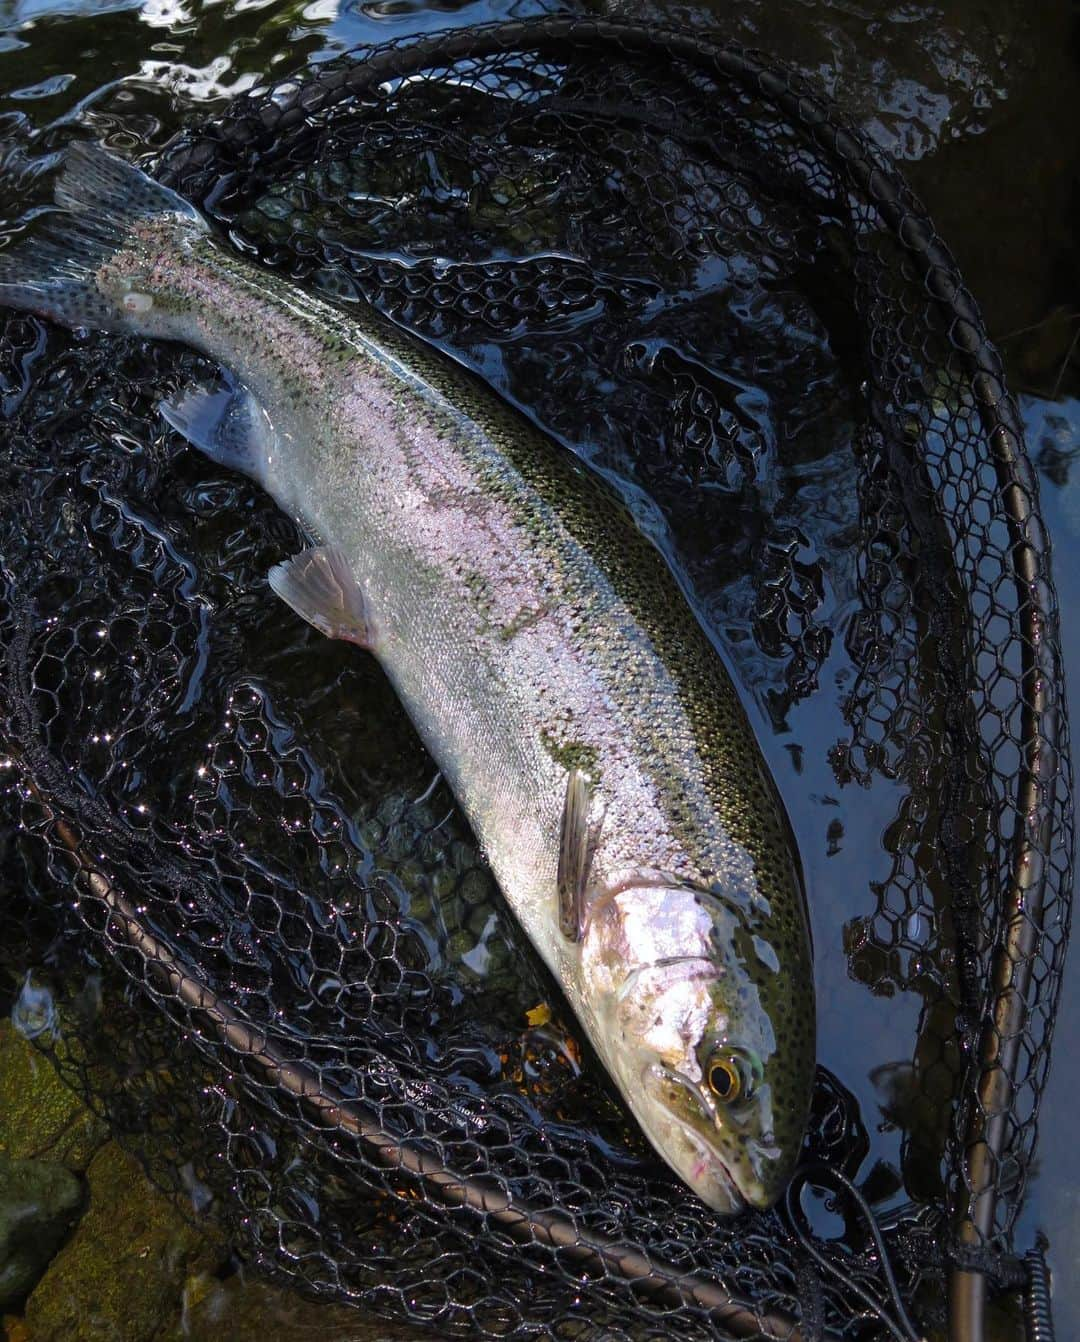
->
459, 868, 493, 908
355, 818, 383, 849
468, 905, 494, 938
375, 795, 406, 827
383, 820, 413, 862
406, 893, 432, 922
430, 867, 458, 901
9, 976, 58, 1044
445, 930, 475, 964
394, 858, 424, 892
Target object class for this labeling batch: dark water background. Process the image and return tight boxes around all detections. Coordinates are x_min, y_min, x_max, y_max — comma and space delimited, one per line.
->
0, 0, 1077, 1335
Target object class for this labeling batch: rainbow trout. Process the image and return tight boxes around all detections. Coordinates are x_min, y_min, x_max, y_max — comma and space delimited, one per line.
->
0, 145, 814, 1212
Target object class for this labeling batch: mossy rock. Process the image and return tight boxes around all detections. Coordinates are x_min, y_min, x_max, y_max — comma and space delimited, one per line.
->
0, 1022, 108, 1173
0, 1155, 83, 1310
23, 1143, 227, 1342
168, 1275, 429, 1342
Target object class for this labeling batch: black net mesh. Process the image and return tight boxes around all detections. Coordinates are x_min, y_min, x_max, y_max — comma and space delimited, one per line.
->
0, 16, 1071, 1341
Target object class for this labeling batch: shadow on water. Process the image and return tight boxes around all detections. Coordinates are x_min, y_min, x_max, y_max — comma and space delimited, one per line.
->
0, 0, 1077, 1337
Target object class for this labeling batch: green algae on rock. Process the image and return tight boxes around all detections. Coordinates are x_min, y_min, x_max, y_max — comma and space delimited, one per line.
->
23, 1143, 227, 1342
0, 1021, 108, 1174
173, 1276, 433, 1342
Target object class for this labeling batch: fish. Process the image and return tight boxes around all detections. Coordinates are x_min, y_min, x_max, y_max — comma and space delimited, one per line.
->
0, 144, 815, 1214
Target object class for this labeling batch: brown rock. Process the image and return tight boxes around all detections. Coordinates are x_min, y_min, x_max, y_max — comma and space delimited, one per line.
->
169, 1275, 430, 1342
23, 1144, 226, 1342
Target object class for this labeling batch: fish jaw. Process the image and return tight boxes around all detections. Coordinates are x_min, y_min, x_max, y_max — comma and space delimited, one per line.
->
631, 1069, 749, 1215
636, 1061, 790, 1212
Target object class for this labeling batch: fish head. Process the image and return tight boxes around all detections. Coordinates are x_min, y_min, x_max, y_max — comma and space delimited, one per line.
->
584, 878, 813, 1215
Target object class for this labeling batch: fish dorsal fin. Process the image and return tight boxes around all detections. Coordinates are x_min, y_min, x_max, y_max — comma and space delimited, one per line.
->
558, 768, 603, 942
159, 376, 276, 485
268, 545, 376, 649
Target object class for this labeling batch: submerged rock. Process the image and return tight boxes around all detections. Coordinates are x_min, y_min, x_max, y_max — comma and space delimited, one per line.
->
0, 1021, 108, 1174
22, 1143, 227, 1342
0, 1156, 82, 1310
174, 1275, 430, 1342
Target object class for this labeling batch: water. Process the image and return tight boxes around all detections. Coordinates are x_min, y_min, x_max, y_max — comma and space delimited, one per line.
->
0, 0, 1077, 1336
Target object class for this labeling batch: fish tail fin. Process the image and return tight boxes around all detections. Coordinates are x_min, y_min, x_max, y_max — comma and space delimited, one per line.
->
0, 142, 208, 333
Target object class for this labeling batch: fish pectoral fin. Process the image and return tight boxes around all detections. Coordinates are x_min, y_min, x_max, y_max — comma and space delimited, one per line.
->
557, 768, 602, 942
267, 546, 376, 649
159, 375, 276, 485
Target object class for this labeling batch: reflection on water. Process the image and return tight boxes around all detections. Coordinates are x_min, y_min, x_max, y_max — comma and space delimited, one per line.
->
596, 0, 1036, 162
0, 0, 564, 135
2, 0, 150, 24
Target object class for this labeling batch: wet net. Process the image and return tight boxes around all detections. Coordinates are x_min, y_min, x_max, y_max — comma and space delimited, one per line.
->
0, 16, 1071, 1341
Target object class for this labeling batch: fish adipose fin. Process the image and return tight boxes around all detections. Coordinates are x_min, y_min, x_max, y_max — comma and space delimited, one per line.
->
268, 546, 376, 649
0, 142, 207, 332
160, 377, 276, 485
557, 768, 602, 942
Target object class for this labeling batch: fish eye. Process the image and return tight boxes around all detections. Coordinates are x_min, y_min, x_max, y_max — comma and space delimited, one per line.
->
705, 1048, 757, 1103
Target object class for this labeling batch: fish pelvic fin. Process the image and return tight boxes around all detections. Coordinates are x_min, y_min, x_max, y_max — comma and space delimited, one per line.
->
268, 546, 377, 649
0, 142, 208, 334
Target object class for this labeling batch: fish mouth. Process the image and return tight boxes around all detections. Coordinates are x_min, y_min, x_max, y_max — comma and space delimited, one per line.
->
674, 1124, 747, 1216
644, 1064, 749, 1215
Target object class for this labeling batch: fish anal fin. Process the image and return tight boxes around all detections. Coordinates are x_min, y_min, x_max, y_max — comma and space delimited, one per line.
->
159, 375, 275, 485
558, 768, 602, 942
268, 546, 375, 649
